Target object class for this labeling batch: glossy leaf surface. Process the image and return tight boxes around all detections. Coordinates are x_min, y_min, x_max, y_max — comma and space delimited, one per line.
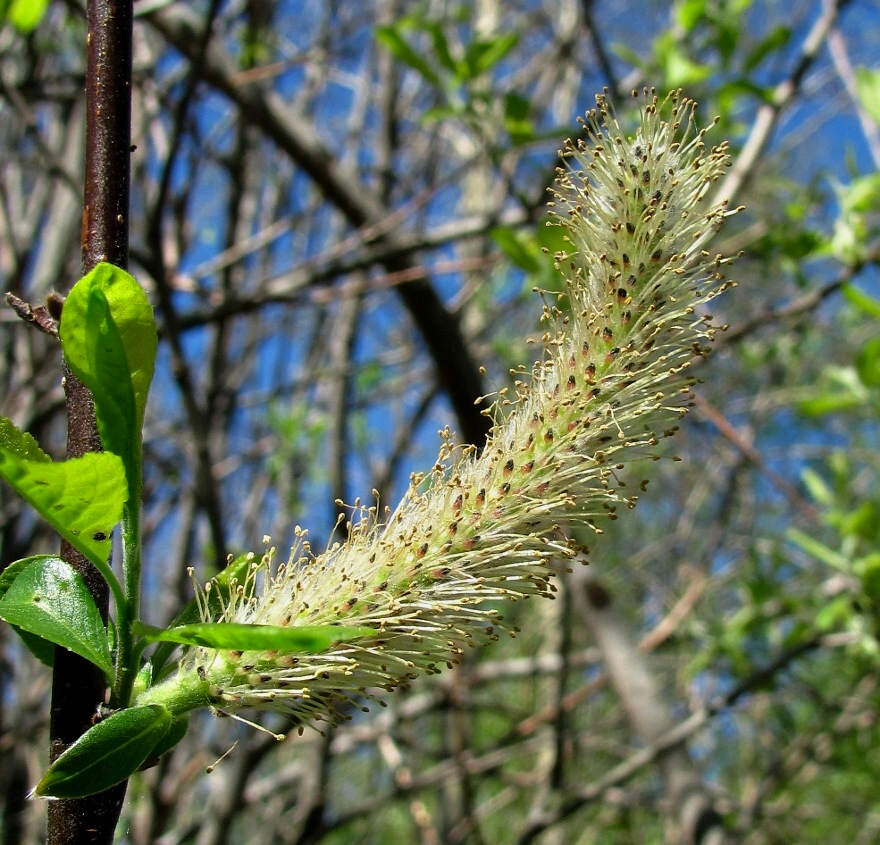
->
0, 557, 112, 678
140, 621, 374, 652
0, 420, 124, 569
35, 705, 172, 798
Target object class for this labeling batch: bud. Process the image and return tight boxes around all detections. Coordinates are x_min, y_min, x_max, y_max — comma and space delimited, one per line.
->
138, 90, 738, 727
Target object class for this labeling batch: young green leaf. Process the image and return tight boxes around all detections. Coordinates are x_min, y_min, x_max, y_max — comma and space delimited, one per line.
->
843, 284, 880, 319
375, 25, 442, 88
0, 423, 125, 571
0, 557, 113, 679
2, 0, 50, 33
491, 226, 541, 273
503, 92, 533, 144
0, 417, 50, 463
0, 555, 63, 667
145, 715, 190, 762
138, 621, 375, 653
463, 32, 518, 79
35, 705, 172, 799
148, 553, 255, 676
855, 66, 880, 126
59, 262, 157, 490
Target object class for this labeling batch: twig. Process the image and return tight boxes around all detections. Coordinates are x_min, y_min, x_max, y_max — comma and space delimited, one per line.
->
47, 2, 133, 843
516, 636, 824, 844
825, 15, 880, 169
712, 0, 853, 208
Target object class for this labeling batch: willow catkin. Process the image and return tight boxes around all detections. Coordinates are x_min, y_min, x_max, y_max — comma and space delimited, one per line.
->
138, 89, 738, 727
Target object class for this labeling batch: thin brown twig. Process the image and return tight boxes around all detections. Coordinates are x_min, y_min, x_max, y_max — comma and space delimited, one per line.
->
712, 0, 853, 209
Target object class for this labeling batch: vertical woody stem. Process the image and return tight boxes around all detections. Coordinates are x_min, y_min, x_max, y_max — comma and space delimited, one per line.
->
47, 2, 133, 843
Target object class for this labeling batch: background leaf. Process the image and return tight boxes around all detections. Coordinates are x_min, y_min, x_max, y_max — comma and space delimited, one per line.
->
35, 705, 172, 798
2, 0, 50, 33
855, 66, 880, 125
375, 25, 442, 88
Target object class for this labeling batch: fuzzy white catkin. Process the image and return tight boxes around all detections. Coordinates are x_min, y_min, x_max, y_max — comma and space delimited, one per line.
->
138, 89, 738, 728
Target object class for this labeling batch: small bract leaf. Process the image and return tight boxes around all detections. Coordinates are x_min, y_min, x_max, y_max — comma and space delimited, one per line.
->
0, 557, 112, 678
140, 622, 374, 653
35, 705, 172, 798
0, 424, 125, 569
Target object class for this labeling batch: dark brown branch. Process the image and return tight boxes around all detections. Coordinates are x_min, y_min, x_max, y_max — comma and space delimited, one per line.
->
47, 2, 133, 843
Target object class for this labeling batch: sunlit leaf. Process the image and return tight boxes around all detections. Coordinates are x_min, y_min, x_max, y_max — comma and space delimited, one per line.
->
0, 555, 63, 667
0, 557, 112, 678
138, 621, 375, 653
147, 553, 256, 675
0, 419, 125, 569
59, 263, 157, 492
4, 0, 50, 33
855, 66, 880, 126
492, 227, 540, 273
843, 284, 880, 319
464, 32, 518, 79
375, 25, 442, 88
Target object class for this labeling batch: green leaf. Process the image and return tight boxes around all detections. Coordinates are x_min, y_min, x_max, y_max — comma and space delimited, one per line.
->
4, 0, 50, 33
0, 557, 112, 678
855, 66, 880, 126
843, 284, 880, 319
655, 34, 711, 87
0, 417, 49, 462
858, 554, 880, 599
798, 367, 869, 417
674, 0, 707, 32
138, 621, 375, 653
503, 92, 533, 143
787, 527, 850, 573
464, 32, 518, 79
146, 714, 190, 761
375, 25, 442, 88
0, 421, 125, 569
856, 335, 880, 388
35, 705, 172, 798
839, 173, 880, 214
0, 555, 61, 667
147, 553, 256, 676
14, 627, 56, 668
492, 227, 540, 273
426, 22, 458, 75
59, 263, 157, 491
664, 47, 712, 87
743, 25, 791, 73
800, 468, 834, 507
